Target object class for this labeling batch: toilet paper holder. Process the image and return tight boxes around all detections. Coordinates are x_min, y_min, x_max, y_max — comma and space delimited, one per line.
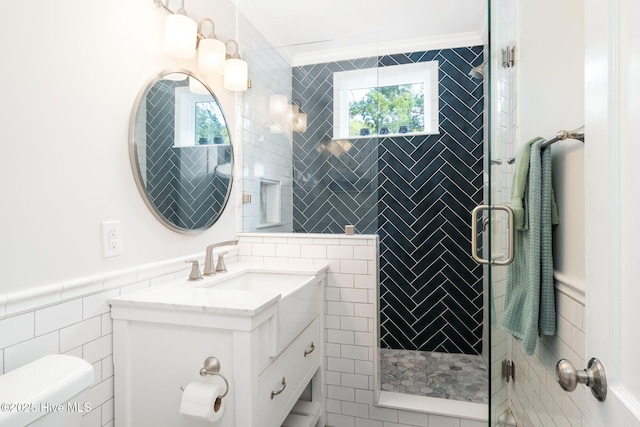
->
180, 356, 230, 399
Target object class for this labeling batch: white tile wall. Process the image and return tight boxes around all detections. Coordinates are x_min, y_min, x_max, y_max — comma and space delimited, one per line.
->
35, 300, 83, 336
508, 287, 586, 427
0, 312, 34, 349
237, 14, 295, 234
60, 317, 101, 353
0, 248, 238, 427
238, 233, 480, 427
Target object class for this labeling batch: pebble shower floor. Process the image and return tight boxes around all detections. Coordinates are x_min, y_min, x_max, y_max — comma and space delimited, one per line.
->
379, 348, 489, 404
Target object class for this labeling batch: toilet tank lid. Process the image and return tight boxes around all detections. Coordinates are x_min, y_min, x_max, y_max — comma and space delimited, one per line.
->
0, 354, 94, 425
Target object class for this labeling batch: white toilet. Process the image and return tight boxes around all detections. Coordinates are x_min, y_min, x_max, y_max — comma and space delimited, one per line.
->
0, 354, 94, 427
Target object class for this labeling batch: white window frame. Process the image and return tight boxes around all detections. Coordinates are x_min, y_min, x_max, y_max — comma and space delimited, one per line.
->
174, 86, 206, 147
332, 61, 439, 139
173, 86, 229, 148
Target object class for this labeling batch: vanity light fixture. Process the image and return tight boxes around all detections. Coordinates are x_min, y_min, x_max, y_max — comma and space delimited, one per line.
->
294, 113, 308, 133
287, 102, 299, 122
223, 40, 249, 91
269, 94, 288, 119
154, 0, 250, 91
163, 72, 188, 81
157, 0, 197, 59
197, 19, 226, 76
292, 100, 307, 133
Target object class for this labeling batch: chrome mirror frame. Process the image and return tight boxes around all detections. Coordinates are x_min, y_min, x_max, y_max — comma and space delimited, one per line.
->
128, 69, 234, 233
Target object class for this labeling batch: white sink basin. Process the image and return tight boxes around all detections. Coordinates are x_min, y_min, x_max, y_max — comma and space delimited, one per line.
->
199, 271, 315, 295
198, 270, 322, 356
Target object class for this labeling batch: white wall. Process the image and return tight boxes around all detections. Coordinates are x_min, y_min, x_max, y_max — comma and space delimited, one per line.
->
518, 0, 586, 287
236, 14, 294, 233
504, 0, 587, 425
0, 0, 238, 294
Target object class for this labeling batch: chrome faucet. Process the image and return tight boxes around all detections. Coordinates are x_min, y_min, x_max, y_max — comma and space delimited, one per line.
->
204, 240, 237, 275
216, 251, 228, 273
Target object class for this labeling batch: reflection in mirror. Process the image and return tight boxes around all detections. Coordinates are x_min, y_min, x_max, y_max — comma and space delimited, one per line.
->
129, 70, 233, 233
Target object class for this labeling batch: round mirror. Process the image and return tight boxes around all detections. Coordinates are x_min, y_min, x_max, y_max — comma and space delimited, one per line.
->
129, 70, 233, 233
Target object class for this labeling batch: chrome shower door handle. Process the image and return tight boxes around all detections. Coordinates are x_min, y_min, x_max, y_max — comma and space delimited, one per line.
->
471, 205, 490, 265
470, 205, 515, 266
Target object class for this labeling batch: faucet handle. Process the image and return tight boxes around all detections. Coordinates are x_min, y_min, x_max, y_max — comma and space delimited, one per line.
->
215, 251, 228, 273
185, 260, 203, 281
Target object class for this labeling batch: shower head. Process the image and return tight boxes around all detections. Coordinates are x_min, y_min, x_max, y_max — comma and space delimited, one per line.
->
469, 58, 488, 80
469, 67, 484, 79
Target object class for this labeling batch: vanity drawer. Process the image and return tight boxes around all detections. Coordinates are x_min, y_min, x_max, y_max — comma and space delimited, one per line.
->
257, 316, 321, 427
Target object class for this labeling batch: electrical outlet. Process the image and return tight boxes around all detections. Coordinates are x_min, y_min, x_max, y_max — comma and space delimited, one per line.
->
102, 221, 123, 258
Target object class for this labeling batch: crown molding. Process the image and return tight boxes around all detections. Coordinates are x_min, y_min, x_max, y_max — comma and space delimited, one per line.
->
291, 32, 486, 67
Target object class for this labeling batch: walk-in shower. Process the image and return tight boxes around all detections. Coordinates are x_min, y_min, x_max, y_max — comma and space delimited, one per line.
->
237, 1, 490, 421
242, 43, 489, 411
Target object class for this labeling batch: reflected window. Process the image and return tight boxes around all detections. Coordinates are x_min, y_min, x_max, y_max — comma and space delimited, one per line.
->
174, 86, 230, 147
195, 101, 229, 145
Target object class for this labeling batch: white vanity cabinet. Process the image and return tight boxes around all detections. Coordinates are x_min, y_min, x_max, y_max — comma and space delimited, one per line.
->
257, 316, 322, 426
109, 264, 326, 427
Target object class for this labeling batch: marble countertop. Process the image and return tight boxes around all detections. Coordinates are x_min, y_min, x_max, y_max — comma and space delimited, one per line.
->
108, 262, 328, 316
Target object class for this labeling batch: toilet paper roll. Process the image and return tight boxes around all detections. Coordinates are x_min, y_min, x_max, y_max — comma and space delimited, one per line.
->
179, 382, 225, 422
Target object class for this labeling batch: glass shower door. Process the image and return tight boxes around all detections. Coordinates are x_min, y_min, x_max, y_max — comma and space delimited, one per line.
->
487, 0, 519, 424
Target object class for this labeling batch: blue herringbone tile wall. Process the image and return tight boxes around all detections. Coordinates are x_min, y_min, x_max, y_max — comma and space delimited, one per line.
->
292, 57, 379, 234
293, 46, 484, 354
146, 80, 230, 230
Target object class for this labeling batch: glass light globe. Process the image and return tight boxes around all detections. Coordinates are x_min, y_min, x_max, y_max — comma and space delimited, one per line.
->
269, 94, 288, 118
198, 38, 226, 76
163, 13, 197, 59
224, 58, 249, 91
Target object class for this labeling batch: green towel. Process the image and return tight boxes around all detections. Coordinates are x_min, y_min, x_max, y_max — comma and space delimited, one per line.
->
502, 139, 557, 355
539, 144, 557, 335
510, 138, 537, 230
510, 138, 560, 231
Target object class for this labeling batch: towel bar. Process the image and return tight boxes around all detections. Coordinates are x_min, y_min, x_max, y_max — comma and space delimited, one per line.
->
506, 125, 585, 164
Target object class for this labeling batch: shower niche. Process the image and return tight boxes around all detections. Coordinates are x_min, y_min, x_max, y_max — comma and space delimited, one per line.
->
258, 178, 282, 228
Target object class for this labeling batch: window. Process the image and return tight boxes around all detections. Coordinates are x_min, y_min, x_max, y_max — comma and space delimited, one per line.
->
333, 61, 439, 139
174, 86, 230, 147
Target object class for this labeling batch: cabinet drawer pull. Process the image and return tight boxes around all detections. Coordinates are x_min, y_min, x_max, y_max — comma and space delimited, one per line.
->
304, 342, 315, 357
270, 377, 286, 399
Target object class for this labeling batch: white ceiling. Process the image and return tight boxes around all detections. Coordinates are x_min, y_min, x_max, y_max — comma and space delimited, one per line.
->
236, 0, 487, 65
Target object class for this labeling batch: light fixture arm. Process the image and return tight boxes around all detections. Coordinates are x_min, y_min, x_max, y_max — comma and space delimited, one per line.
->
155, 0, 218, 43
197, 18, 216, 39
197, 18, 218, 45
154, 0, 186, 15
225, 39, 241, 59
